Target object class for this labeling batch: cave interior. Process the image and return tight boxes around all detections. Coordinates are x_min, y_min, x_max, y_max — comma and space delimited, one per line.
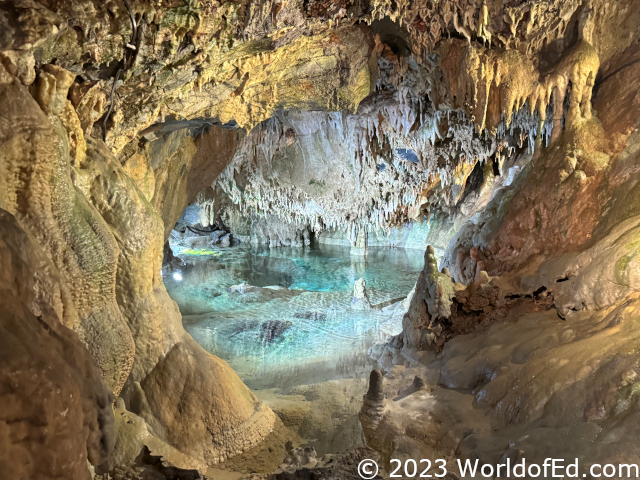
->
1, 0, 640, 479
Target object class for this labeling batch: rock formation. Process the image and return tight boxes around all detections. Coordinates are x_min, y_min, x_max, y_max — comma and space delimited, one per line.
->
0, 209, 114, 480
356, 1, 640, 473
2, 0, 640, 477
0, 25, 278, 473
351, 277, 372, 310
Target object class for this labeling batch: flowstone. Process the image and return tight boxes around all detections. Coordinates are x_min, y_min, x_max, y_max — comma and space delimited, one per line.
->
2, 0, 640, 477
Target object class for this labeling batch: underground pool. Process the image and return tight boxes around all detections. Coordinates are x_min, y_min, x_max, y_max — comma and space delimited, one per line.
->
164, 242, 424, 389
163, 241, 424, 458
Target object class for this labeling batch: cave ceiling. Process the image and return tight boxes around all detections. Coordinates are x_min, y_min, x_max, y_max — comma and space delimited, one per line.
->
2, 0, 639, 272
5, 1, 636, 195
2, 0, 640, 477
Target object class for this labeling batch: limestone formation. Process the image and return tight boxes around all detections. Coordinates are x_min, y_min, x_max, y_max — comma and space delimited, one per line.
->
358, 369, 389, 463
0, 209, 114, 479
280, 441, 318, 469
0, 61, 136, 397
350, 229, 368, 256
351, 278, 372, 310
362, 293, 640, 472
2, 0, 640, 477
0, 31, 277, 473
359, 369, 386, 425
396, 375, 428, 400
96, 445, 206, 480
135, 125, 242, 240
358, 2, 640, 472
364, 369, 385, 404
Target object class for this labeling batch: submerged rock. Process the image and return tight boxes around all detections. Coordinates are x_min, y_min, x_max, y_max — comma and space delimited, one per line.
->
227, 284, 301, 304
351, 278, 372, 310
261, 320, 293, 345
293, 311, 328, 322
209, 230, 226, 244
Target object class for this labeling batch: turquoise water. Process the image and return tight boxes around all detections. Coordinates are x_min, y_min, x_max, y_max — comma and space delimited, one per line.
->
164, 243, 424, 389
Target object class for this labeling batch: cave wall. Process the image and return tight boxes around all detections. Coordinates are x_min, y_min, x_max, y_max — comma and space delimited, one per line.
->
0, 0, 379, 153
208, 6, 609, 249
2, 0, 640, 476
0, 208, 114, 480
360, 14, 640, 470
212, 95, 497, 248
393, 26, 640, 351
0, 60, 280, 468
0, 63, 136, 397
120, 124, 242, 240
0, 0, 384, 473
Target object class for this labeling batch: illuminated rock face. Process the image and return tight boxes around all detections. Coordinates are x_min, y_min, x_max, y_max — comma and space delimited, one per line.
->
204, 3, 624, 252
358, 11, 640, 474
0, 58, 275, 471
1, 0, 640, 477
0, 209, 114, 480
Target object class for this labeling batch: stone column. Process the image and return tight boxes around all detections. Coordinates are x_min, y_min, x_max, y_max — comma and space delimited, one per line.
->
350, 229, 368, 256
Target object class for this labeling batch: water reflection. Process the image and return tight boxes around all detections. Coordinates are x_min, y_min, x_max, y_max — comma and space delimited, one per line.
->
164, 243, 424, 389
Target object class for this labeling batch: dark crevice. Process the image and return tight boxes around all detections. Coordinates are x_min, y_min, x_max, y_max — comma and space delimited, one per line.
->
533, 285, 547, 296
593, 58, 640, 99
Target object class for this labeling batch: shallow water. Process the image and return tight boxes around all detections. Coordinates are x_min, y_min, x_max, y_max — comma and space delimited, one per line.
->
164, 242, 424, 390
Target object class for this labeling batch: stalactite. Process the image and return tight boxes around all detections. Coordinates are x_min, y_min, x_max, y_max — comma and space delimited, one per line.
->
211, 29, 599, 248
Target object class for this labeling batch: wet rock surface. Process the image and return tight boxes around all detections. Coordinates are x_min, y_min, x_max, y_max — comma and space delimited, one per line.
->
261, 320, 293, 346
0, 209, 115, 479
2, 0, 640, 477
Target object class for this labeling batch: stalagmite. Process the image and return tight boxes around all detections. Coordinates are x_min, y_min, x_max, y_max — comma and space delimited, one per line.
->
3, 0, 639, 477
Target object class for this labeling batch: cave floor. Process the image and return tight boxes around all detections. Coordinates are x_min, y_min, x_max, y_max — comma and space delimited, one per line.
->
164, 242, 424, 460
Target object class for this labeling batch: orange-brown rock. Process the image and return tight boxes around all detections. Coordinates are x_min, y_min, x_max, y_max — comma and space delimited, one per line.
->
0, 208, 114, 480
